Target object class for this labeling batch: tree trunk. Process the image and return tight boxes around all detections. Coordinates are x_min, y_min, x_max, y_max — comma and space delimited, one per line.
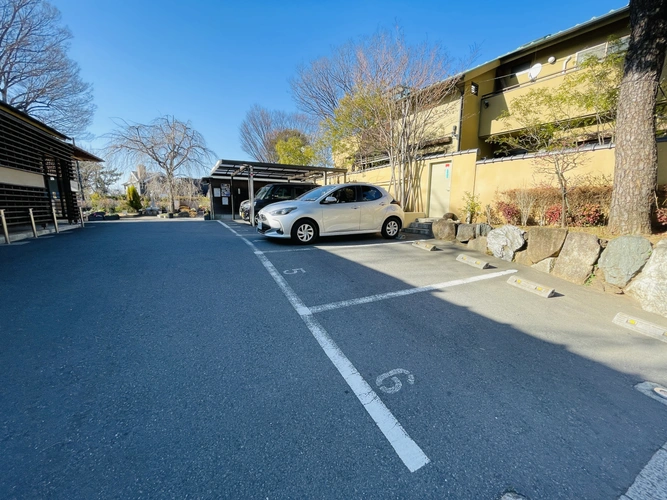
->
608, 0, 667, 234
167, 173, 176, 214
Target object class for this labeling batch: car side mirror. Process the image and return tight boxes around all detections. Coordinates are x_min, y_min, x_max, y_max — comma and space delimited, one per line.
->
323, 196, 337, 204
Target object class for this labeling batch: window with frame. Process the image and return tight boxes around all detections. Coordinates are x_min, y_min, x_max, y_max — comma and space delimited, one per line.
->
360, 186, 382, 201
331, 187, 357, 203
271, 186, 292, 200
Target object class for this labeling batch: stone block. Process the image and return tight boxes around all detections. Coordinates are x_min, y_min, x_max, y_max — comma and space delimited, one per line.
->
552, 232, 601, 285
467, 236, 488, 254
598, 235, 652, 287
527, 227, 568, 263
456, 223, 476, 243
432, 219, 457, 241
475, 223, 493, 237
532, 257, 556, 274
514, 249, 534, 266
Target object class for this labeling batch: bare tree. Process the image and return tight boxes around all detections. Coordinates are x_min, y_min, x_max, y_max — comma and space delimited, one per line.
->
608, 0, 667, 234
239, 104, 314, 163
0, 0, 94, 137
106, 116, 213, 213
514, 187, 538, 226
290, 43, 356, 121
315, 30, 460, 211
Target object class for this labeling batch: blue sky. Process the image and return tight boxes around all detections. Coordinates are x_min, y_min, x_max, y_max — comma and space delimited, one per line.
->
51, 0, 628, 170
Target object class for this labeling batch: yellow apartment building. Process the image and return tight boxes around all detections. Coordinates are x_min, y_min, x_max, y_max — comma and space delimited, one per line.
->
336, 6, 666, 220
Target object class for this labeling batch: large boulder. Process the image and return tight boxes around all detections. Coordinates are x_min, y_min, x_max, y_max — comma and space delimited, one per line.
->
487, 225, 526, 261
432, 219, 457, 241
626, 239, 667, 317
597, 235, 652, 288
532, 257, 556, 274
467, 236, 488, 254
527, 228, 568, 263
552, 233, 601, 285
443, 212, 458, 221
456, 224, 476, 243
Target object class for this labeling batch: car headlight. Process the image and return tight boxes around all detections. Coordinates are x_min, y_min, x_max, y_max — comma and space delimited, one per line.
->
270, 207, 297, 215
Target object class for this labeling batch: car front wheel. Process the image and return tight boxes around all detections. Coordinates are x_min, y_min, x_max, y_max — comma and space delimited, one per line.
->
381, 217, 401, 239
291, 219, 318, 244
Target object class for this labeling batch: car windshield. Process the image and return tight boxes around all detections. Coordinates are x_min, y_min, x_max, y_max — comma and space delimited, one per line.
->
254, 186, 271, 200
296, 185, 338, 201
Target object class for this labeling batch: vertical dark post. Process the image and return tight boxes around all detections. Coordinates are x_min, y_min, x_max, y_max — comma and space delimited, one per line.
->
1, 209, 10, 244
52, 206, 60, 233
29, 208, 38, 238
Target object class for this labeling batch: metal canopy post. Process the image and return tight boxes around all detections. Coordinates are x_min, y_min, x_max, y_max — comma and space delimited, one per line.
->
248, 165, 255, 226
1, 209, 10, 244
230, 177, 235, 220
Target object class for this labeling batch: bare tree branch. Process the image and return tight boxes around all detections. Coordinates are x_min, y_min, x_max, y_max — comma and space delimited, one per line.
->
0, 0, 95, 137
239, 104, 314, 163
106, 116, 214, 212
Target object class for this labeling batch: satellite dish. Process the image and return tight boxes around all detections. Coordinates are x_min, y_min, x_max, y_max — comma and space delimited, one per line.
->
528, 63, 543, 81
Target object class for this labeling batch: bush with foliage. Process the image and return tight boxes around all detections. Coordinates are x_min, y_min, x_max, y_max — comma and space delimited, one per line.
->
495, 200, 521, 225
571, 203, 605, 226
461, 192, 482, 223
127, 185, 142, 211
545, 205, 563, 226
654, 185, 667, 228
494, 177, 612, 227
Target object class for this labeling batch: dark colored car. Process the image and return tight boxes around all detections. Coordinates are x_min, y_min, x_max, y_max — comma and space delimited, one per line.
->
239, 182, 318, 224
87, 211, 105, 221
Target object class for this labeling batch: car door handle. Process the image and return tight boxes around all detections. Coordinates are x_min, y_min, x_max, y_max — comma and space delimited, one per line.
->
379, 202, 386, 206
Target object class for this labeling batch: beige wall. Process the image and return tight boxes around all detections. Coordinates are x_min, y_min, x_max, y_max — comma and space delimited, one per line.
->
342, 144, 667, 220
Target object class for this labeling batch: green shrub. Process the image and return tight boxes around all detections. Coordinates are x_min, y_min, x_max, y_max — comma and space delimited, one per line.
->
127, 185, 142, 211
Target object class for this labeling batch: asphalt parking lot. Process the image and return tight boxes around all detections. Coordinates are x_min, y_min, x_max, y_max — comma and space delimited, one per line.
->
2, 219, 667, 499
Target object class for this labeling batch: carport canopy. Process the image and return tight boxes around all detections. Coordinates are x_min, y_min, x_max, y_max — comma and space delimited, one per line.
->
209, 159, 347, 182
207, 159, 348, 225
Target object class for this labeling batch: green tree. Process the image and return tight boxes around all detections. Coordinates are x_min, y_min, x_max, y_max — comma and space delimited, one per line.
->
239, 105, 314, 163
558, 42, 625, 144
126, 185, 142, 211
275, 135, 315, 165
78, 161, 122, 196
608, 0, 667, 234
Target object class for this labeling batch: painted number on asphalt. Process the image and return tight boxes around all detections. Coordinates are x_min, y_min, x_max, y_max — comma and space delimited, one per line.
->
283, 268, 306, 275
376, 369, 415, 394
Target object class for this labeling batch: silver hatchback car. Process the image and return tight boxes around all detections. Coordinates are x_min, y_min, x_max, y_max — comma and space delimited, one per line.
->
256, 183, 404, 244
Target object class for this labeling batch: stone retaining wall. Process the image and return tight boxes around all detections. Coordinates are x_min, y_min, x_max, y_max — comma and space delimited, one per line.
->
434, 220, 666, 318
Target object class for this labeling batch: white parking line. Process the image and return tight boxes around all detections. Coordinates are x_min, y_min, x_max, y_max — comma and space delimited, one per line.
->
218, 221, 430, 472
263, 248, 315, 254
316, 240, 418, 250
309, 270, 518, 314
